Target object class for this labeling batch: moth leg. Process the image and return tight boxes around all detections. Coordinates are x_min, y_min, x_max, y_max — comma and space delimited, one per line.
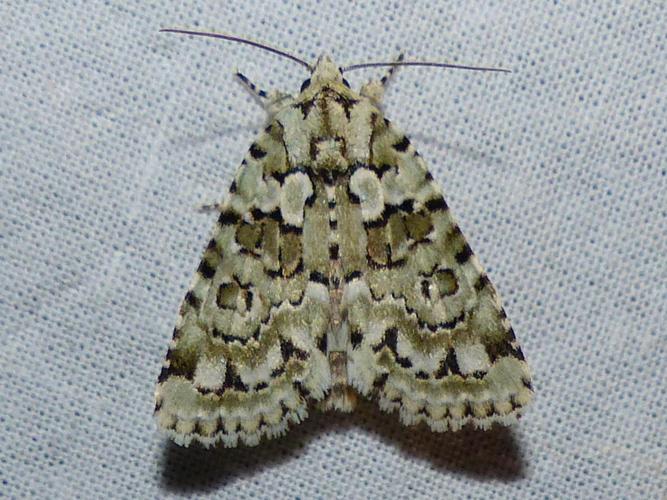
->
235, 71, 269, 101
196, 202, 223, 213
379, 53, 405, 88
360, 53, 404, 104
236, 71, 294, 115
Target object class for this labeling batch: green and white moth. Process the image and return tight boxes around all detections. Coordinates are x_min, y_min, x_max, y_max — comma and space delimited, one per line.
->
155, 30, 533, 448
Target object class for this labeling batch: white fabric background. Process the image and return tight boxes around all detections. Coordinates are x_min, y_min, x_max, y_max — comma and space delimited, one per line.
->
1, 1, 665, 498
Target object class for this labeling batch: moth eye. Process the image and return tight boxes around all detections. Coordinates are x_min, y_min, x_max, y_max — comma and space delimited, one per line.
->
300, 78, 311, 92
342, 78, 351, 88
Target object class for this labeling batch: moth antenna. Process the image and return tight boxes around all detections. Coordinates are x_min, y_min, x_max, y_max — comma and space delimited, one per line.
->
160, 28, 312, 71
342, 61, 511, 73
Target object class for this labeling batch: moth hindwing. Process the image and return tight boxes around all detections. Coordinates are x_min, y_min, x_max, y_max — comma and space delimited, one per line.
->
155, 54, 533, 448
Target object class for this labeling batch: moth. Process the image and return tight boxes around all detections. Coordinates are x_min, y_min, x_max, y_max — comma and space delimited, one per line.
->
155, 30, 533, 448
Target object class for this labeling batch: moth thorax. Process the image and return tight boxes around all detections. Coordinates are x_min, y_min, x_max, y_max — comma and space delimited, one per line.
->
311, 135, 347, 172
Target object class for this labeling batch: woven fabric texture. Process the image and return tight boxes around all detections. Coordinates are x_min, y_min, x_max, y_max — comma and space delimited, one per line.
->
1, 1, 665, 498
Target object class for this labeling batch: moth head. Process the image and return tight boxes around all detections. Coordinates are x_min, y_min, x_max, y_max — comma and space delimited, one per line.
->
300, 55, 350, 93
